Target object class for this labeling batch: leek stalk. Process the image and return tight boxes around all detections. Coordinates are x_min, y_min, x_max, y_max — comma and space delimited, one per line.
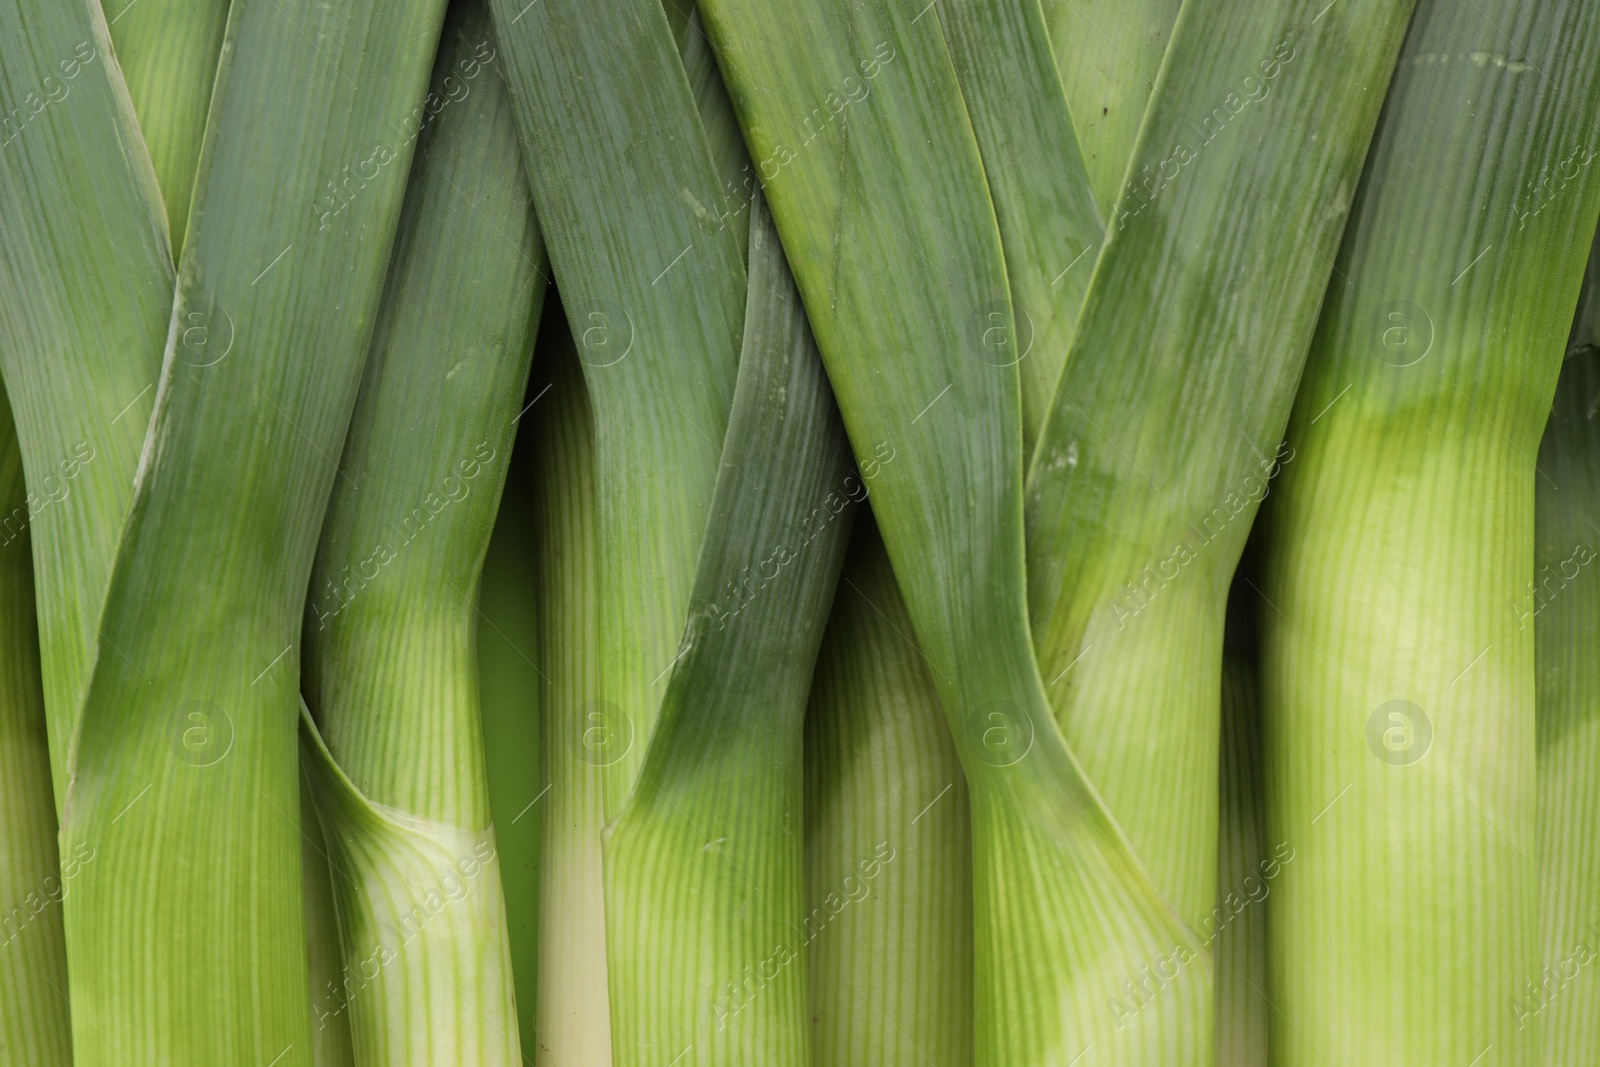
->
1260, 1, 1600, 1061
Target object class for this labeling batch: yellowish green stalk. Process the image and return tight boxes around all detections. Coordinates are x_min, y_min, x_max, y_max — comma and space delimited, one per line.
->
602, 195, 855, 1067
301, 3, 545, 1059
491, 0, 749, 1057
1260, 2, 1600, 1062
804, 516, 972, 1066
1025, 0, 1416, 942
51, 0, 450, 1059
478, 418, 545, 1056
1534, 243, 1600, 1059
524, 320, 609, 1067
0, 388, 71, 1066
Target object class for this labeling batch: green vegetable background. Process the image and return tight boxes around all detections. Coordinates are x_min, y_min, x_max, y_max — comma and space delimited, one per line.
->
1, 0, 1598, 1064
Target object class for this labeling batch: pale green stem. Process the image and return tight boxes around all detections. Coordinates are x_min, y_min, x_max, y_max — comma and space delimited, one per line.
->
528, 322, 610, 1067
300, 3, 545, 1060
1261, 3, 1600, 1062
478, 428, 545, 1057
804, 517, 973, 1066
1534, 305, 1600, 1058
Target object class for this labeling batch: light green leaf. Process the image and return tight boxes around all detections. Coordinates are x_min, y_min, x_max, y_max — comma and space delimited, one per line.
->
0, 0, 171, 816
937, 0, 1104, 452
603, 195, 855, 1067
103, 0, 229, 251
300, 1, 546, 1059
57, 0, 450, 1060
1040, 0, 1182, 218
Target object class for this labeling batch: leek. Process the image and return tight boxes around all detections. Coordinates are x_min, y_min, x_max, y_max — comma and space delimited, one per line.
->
803, 517, 973, 1066
490, 0, 747, 1057
300, 1, 545, 1060
1, 0, 452, 1057
1534, 235, 1600, 1059
1260, 1, 1600, 1061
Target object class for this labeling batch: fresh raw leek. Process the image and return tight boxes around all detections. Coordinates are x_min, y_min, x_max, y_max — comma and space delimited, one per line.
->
1260, 1, 1600, 1062
803, 516, 973, 1066
0, 0, 452, 1058
4, 1, 1600, 1063
300, 1, 545, 1060
1026, 0, 1416, 942
1534, 236, 1600, 1061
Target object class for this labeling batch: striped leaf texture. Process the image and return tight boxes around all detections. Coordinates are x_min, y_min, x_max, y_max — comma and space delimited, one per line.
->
299, 0, 547, 1060
0, 388, 71, 1065
1026, 0, 1418, 943
803, 516, 974, 1066
490, 0, 751, 1053
1260, 1, 1600, 1062
602, 196, 856, 1067
102, 0, 228, 252
1534, 236, 1600, 1061
38, 0, 449, 1059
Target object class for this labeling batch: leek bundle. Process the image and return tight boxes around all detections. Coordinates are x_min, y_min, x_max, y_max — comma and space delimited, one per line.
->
1, 0, 1599, 1064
